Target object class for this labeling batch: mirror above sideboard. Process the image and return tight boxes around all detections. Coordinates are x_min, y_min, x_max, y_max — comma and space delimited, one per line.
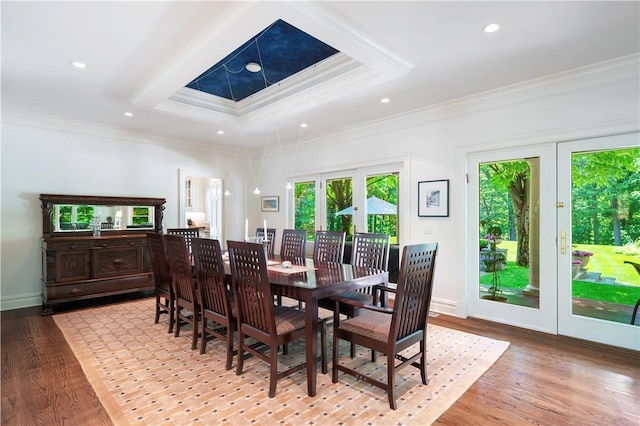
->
40, 194, 166, 237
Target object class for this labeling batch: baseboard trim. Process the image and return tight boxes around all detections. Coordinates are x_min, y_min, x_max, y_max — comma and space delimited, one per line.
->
1, 293, 42, 311
431, 297, 458, 317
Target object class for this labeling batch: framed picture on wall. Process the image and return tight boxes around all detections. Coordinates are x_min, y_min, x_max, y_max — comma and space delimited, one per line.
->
418, 179, 449, 217
261, 196, 279, 212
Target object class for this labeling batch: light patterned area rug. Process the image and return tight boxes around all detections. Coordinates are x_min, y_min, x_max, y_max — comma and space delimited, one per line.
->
53, 298, 509, 425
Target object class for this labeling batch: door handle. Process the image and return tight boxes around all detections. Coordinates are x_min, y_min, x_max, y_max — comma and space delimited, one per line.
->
560, 230, 567, 254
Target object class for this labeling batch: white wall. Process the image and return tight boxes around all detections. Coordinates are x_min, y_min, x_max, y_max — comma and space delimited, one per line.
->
254, 56, 640, 317
2, 55, 638, 312
0, 120, 247, 309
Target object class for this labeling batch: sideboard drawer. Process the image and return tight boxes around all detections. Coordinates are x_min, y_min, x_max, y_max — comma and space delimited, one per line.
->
92, 247, 144, 278
91, 238, 146, 249
46, 274, 154, 301
47, 240, 92, 251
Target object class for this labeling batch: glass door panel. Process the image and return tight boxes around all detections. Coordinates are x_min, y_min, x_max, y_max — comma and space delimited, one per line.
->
326, 176, 353, 237
294, 180, 316, 240
468, 145, 556, 334
558, 134, 640, 350
478, 158, 540, 309
365, 173, 399, 243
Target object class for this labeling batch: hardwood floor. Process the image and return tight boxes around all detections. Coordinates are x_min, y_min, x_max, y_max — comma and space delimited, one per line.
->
2, 298, 638, 425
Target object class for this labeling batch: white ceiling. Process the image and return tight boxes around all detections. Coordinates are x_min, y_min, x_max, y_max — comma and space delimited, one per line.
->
2, 1, 639, 150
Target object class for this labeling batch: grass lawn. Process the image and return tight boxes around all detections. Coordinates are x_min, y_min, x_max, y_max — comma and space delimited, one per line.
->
480, 241, 640, 305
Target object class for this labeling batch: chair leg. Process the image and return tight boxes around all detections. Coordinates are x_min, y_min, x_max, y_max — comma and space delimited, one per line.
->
154, 294, 161, 324
191, 310, 199, 350
268, 345, 279, 398
320, 319, 327, 374
168, 298, 175, 334
387, 352, 397, 410
236, 334, 245, 376
225, 331, 234, 371
174, 307, 182, 337
332, 326, 340, 383
200, 317, 207, 355
419, 339, 428, 385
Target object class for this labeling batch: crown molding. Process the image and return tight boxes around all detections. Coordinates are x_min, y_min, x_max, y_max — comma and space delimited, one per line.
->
0, 108, 241, 157
287, 54, 640, 152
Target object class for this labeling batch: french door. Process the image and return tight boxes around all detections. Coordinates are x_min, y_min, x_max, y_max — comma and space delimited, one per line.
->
294, 163, 402, 243
468, 145, 557, 334
469, 133, 639, 350
557, 133, 639, 350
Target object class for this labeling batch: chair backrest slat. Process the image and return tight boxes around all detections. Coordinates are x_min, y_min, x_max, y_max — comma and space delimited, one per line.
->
165, 234, 197, 304
192, 238, 230, 317
351, 232, 390, 270
280, 229, 307, 265
228, 240, 274, 335
313, 230, 345, 263
167, 228, 200, 255
391, 243, 438, 341
147, 232, 172, 294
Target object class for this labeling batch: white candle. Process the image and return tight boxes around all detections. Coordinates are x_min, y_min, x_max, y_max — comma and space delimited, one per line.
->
245, 218, 248, 241
264, 219, 267, 241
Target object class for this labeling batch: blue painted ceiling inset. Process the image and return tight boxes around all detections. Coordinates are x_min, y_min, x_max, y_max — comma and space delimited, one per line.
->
186, 19, 339, 102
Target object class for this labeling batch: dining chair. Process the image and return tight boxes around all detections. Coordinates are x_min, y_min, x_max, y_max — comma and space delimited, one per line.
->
147, 232, 175, 333
165, 234, 199, 350
255, 227, 277, 258
227, 240, 327, 398
192, 238, 237, 368
280, 229, 307, 264
332, 242, 438, 410
312, 230, 345, 263
277, 229, 308, 308
328, 232, 390, 357
167, 227, 200, 259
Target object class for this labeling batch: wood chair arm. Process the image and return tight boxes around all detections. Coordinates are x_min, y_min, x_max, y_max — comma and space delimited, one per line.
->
372, 283, 397, 306
332, 297, 393, 315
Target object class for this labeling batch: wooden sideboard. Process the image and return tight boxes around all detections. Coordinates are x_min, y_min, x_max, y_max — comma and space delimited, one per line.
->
40, 194, 166, 314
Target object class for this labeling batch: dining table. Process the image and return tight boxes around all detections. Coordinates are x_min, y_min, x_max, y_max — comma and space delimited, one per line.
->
223, 256, 389, 397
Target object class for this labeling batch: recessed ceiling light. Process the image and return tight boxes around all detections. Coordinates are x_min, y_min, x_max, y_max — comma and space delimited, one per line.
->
124, 112, 133, 117
217, 130, 224, 135
381, 98, 390, 103
245, 62, 262, 73
71, 61, 86, 69
300, 123, 308, 128
483, 22, 500, 33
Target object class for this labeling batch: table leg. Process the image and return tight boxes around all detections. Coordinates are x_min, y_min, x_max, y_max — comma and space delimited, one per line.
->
305, 295, 318, 397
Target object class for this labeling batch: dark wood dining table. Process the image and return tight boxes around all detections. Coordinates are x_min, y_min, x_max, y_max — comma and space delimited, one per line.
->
224, 256, 388, 397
